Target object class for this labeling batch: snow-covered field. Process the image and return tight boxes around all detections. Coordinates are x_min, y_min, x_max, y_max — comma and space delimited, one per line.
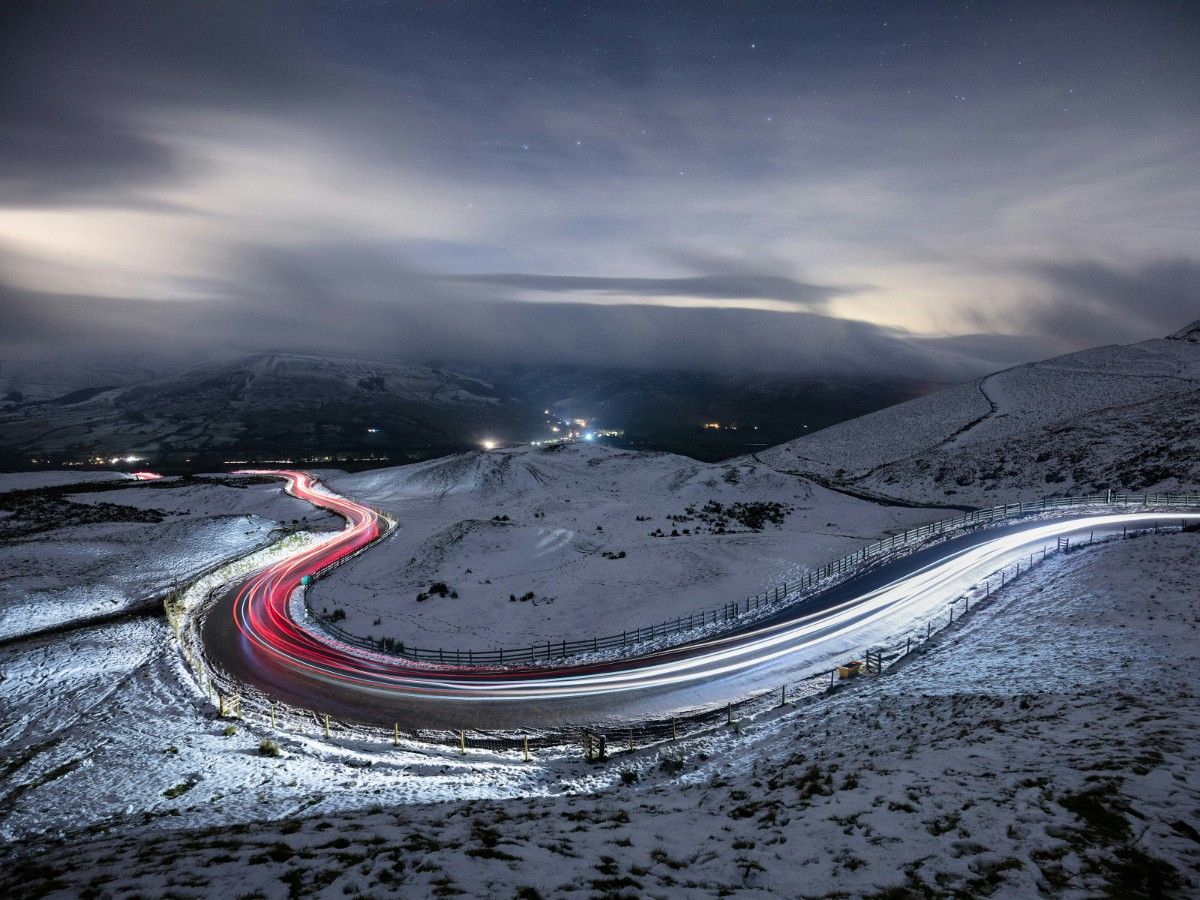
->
313, 445, 944, 651
0, 469, 130, 492
759, 330, 1200, 505
2, 327, 1199, 898
0, 477, 338, 641
4, 530, 1196, 897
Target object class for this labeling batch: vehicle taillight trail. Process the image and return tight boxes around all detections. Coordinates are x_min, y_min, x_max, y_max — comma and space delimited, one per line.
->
201, 471, 1200, 729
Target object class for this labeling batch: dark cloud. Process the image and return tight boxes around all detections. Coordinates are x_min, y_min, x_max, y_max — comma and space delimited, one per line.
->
1026, 258, 1200, 348
0, 242, 1038, 382
0, 1, 1196, 376
444, 272, 859, 309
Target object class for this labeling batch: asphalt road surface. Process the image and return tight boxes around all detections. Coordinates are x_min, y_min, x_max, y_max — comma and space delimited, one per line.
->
200, 471, 1200, 730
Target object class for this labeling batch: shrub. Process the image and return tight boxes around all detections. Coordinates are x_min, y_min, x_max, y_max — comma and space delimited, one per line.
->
259, 739, 282, 758
222, 725, 237, 737
658, 752, 684, 774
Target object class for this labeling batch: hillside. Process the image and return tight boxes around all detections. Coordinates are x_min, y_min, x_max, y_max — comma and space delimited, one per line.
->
6, 530, 1198, 896
0, 353, 545, 465
317, 443, 940, 650
756, 329, 1200, 506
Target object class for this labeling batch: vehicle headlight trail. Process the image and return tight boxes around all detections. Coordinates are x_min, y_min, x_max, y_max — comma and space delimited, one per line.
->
200, 471, 1199, 727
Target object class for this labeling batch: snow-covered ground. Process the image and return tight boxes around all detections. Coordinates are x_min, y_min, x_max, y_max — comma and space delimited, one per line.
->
313, 444, 944, 651
0, 469, 130, 492
2, 328, 1198, 898
4, 529, 1196, 897
758, 331, 1200, 505
0, 477, 338, 641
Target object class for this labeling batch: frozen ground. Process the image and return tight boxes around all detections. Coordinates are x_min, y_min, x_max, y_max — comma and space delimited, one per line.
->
0, 476, 339, 642
3, 529, 1196, 897
758, 331, 1200, 505
313, 444, 944, 651
0, 469, 130, 492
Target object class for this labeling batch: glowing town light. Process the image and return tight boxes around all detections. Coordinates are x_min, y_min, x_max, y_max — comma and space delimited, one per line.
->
481, 439, 496, 451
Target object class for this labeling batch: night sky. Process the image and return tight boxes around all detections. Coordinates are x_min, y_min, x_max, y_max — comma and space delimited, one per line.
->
2, 1, 1197, 378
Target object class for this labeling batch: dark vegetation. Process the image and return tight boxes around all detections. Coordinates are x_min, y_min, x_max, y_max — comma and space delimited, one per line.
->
0, 481, 170, 539
416, 582, 457, 601
651, 500, 791, 537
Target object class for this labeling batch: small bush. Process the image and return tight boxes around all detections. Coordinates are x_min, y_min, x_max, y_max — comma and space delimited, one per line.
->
658, 752, 684, 774
259, 738, 282, 758
619, 768, 639, 785
222, 724, 238, 737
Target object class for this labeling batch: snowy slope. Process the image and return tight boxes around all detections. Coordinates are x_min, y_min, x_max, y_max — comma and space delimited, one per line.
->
757, 330, 1200, 505
0, 470, 130, 492
0, 358, 160, 407
0, 477, 339, 641
4, 529, 1197, 897
315, 443, 943, 649
0, 352, 544, 459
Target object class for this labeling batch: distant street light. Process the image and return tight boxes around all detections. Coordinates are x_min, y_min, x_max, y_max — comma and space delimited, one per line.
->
481, 439, 496, 451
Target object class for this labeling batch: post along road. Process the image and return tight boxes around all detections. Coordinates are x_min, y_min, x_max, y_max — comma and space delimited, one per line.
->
200, 471, 1200, 730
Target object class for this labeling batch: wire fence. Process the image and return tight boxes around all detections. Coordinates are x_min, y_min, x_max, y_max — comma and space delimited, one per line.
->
303, 490, 1200, 666
189, 517, 1191, 758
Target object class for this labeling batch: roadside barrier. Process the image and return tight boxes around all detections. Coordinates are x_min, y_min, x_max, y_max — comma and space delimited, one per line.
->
183, 503, 1196, 758
303, 490, 1200, 666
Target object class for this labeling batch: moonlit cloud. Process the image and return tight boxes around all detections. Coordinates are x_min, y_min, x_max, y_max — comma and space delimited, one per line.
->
0, 2, 1196, 375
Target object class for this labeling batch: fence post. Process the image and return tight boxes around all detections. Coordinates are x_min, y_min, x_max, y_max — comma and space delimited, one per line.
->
324, 713, 331, 738
780, 684, 786, 706
394, 722, 399, 747
671, 718, 677, 741
727, 703, 732, 725
523, 736, 530, 762
459, 729, 466, 755
906, 637, 911, 655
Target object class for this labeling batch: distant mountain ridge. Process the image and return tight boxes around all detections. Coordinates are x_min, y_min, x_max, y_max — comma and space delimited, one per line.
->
0, 353, 544, 465
1170, 319, 1200, 342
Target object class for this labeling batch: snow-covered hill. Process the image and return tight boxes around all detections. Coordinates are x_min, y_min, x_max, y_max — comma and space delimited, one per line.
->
318, 443, 940, 649
756, 329, 1200, 506
6, 530, 1198, 897
0, 358, 160, 407
0, 353, 544, 461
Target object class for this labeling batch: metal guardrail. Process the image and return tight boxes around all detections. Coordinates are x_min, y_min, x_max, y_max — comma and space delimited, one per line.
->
302, 490, 1200, 666
195, 510, 1194, 756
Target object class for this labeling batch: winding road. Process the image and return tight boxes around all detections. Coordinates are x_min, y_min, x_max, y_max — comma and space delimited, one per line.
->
201, 471, 1200, 730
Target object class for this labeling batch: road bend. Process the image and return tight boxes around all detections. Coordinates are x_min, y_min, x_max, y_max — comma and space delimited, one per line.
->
200, 470, 1199, 730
